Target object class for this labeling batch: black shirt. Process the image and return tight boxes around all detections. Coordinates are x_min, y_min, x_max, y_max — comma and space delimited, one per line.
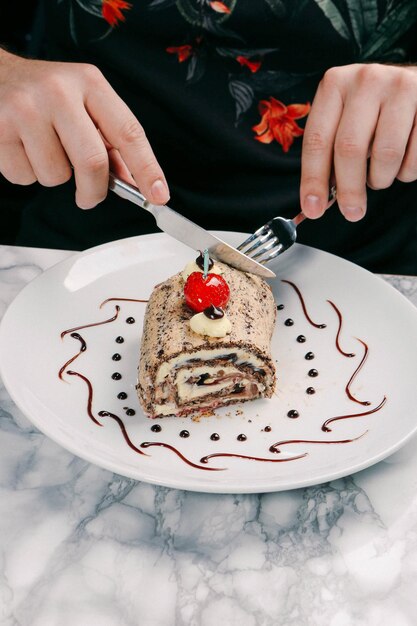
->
16, 0, 417, 274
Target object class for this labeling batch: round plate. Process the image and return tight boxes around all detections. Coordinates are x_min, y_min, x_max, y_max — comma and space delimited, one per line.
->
1, 233, 416, 493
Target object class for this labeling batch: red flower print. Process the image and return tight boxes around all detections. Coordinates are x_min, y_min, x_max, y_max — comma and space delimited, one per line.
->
102, 0, 132, 27
166, 45, 193, 63
209, 1, 231, 14
236, 56, 262, 73
252, 97, 311, 152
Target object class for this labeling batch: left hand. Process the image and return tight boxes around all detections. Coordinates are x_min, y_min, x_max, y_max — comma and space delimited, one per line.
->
300, 63, 417, 222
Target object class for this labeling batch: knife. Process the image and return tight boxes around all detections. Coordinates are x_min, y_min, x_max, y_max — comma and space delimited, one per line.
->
109, 173, 275, 279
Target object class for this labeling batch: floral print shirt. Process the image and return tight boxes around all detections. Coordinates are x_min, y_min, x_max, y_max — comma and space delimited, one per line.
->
27, 0, 417, 272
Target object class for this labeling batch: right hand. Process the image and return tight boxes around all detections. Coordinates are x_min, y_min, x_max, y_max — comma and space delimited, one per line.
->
0, 50, 170, 209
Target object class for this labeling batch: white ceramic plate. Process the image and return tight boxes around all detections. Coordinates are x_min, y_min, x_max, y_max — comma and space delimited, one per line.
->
1, 233, 417, 493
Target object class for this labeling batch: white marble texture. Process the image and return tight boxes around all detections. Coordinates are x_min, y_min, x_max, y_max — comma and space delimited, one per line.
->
1, 245, 417, 626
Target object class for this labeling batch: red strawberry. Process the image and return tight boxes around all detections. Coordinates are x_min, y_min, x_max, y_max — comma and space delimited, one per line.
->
184, 272, 230, 313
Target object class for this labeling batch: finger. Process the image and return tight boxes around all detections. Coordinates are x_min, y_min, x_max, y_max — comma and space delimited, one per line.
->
300, 75, 343, 219
397, 117, 417, 183
99, 129, 136, 185
334, 96, 379, 222
19, 122, 72, 187
108, 147, 136, 185
368, 99, 415, 189
0, 140, 37, 185
86, 83, 170, 205
54, 104, 110, 209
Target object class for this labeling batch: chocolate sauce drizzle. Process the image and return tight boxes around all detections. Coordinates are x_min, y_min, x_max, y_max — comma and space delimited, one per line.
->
321, 396, 387, 433
100, 297, 148, 309
61, 306, 120, 339
345, 339, 372, 405
269, 431, 367, 453
66, 371, 102, 426
200, 452, 307, 464
281, 279, 327, 328
98, 411, 148, 456
327, 300, 355, 358
59, 333, 86, 380
141, 442, 225, 471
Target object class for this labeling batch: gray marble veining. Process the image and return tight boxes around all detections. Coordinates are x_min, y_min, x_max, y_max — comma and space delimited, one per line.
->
1, 245, 417, 626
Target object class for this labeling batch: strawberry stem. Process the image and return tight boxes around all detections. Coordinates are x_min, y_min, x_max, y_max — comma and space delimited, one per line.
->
203, 248, 209, 279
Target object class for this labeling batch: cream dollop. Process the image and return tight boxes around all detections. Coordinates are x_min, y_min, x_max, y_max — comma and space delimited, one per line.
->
181, 261, 223, 281
189, 312, 232, 338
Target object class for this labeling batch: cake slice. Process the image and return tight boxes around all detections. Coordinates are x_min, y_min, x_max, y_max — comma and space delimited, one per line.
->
137, 260, 276, 418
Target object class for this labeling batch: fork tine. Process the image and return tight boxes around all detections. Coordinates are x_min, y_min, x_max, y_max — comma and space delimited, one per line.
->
237, 224, 270, 251
258, 244, 285, 264
250, 236, 280, 260
244, 229, 276, 256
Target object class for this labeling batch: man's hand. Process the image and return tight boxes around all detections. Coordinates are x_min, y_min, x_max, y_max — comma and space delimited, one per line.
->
300, 63, 417, 221
0, 50, 170, 208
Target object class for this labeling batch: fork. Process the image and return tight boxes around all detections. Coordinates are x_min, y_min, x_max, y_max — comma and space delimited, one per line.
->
237, 185, 337, 265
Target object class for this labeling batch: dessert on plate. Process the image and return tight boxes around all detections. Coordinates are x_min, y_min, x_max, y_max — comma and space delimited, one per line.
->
137, 251, 276, 418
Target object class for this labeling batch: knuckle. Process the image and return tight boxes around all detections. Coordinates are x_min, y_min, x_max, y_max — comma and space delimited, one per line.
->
302, 130, 328, 155
80, 63, 104, 85
357, 63, 382, 85
138, 158, 160, 179
391, 69, 415, 93
119, 117, 145, 146
82, 150, 109, 175
321, 67, 341, 89
335, 135, 363, 159
371, 145, 402, 165
40, 72, 68, 99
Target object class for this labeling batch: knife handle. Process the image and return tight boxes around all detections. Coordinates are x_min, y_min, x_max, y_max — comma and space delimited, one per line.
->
108, 172, 156, 216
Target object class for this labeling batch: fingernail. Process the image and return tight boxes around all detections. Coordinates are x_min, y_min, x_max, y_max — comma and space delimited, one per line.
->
303, 194, 322, 217
342, 207, 365, 222
150, 179, 169, 204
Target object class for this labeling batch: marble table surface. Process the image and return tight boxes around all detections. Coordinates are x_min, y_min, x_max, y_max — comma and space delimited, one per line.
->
1, 244, 417, 626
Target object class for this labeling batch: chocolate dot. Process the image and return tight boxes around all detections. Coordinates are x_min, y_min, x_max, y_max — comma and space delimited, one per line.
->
180, 430, 190, 438
287, 409, 299, 418
306, 387, 316, 394
151, 424, 162, 432
204, 304, 224, 320
284, 318, 294, 326
277, 304, 285, 310
210, 433, 220, 441
125, 409, 136, 416
264, 426, 272, 432
112, 372, 122, 380
297, 335, 306, 343
112, 353, 122, 361
117, 392, 128, 400
115, 336, 124, 344
237, 433, 247, 441
308, 369, 319, 377
126, 317, 135, 324
305, 352, 315, 360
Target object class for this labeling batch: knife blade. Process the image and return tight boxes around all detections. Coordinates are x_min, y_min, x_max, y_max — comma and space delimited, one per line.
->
109, 174, 275, 279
